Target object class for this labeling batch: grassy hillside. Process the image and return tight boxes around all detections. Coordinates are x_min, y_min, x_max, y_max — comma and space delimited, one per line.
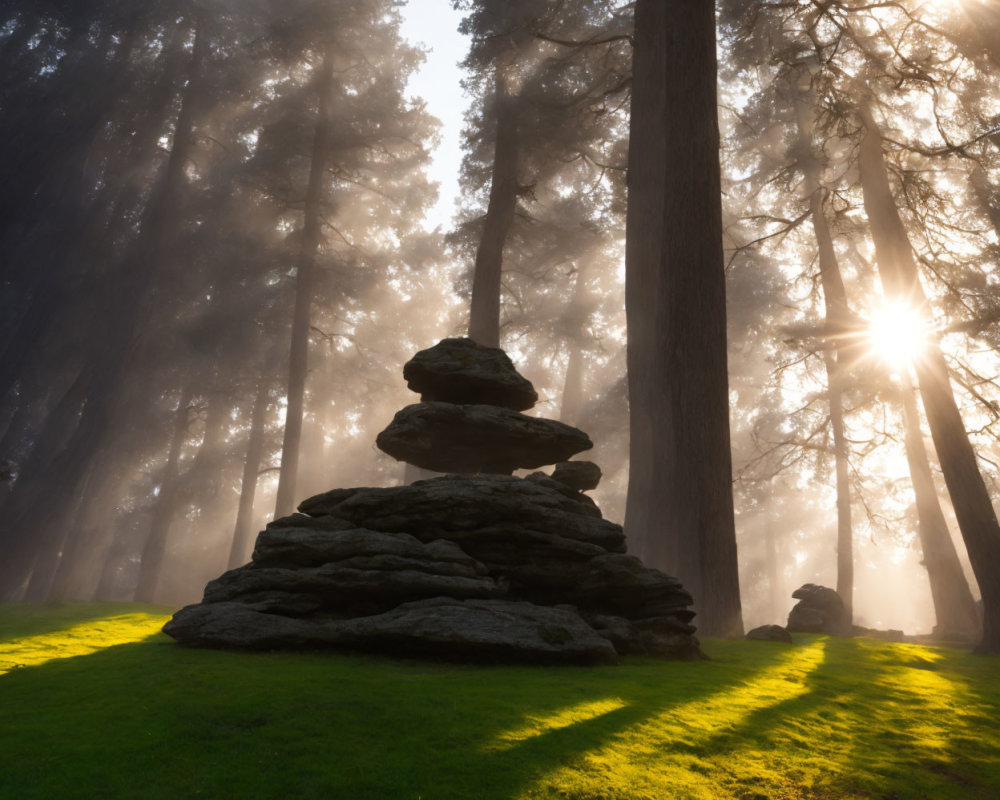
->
1, 603, 998, 799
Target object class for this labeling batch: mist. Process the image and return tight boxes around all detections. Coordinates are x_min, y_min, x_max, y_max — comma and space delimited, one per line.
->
2, 0, 999, 643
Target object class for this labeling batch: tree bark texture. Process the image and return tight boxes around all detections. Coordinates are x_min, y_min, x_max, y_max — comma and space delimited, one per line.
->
897, 379, 981, 639
624, 0, 743, 636
468, 72, 519, 348
273, 45, 335, 519
859, 107, 1000, 653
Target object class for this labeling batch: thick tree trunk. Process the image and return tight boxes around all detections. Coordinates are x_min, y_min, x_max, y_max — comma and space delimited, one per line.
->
797, 96, 855, 626
133, 388, 193, 603
468, 72, 519, 348
859, 108, 1000, 653
228, 382, 269, 569
896, 378, 981, 639
624, 0, 743, 636
273, 46, 335, 519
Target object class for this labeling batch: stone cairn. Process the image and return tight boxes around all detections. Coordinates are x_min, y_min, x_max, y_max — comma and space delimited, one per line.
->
786, 584, 849, 635
165, 338, 704, 664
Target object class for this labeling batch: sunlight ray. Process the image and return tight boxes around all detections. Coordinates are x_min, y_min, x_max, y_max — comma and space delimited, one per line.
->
519, 639, 828, 798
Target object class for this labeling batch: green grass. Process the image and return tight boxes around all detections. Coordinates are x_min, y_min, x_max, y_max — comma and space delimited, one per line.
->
1, 604, 999, 799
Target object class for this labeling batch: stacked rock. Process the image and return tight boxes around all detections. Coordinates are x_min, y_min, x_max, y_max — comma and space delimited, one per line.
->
786, 584, 849, 635
164, 338, 704, 664
376, 338, 592, 474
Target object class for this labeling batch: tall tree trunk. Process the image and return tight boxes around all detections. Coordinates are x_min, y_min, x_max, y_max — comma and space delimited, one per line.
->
134, 388, 193, 603
273, 45, 335, 519
468, 71, 519, 348
859, 107, 1000, 653
624, 0, 743, 636
796, 95, 855, 627
897, 377, 981, 639
229, 381, 269, 569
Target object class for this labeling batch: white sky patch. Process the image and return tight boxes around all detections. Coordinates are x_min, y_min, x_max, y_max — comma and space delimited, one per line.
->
399, 0, 469, 231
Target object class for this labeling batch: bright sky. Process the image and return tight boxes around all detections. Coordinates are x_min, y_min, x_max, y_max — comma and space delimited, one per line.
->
399, 0, 469, 230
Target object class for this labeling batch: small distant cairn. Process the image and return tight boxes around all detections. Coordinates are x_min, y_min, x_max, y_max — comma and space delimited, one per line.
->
786, 584, 850, 635
165, 338, 704, 664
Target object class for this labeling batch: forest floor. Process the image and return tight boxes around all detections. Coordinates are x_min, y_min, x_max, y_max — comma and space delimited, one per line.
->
1, 603, 998, 800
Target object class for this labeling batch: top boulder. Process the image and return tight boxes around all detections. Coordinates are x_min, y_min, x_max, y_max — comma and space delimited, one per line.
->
403, 338, 538, 411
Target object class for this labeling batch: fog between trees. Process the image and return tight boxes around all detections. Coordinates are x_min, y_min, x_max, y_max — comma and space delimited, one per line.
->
2, 0, 1000, 649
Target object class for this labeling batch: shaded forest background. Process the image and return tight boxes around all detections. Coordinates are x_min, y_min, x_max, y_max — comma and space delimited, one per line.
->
2, 0, 1000, 637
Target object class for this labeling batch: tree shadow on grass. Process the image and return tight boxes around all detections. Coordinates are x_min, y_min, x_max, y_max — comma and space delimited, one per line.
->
690, 636, 1000, 800
13, 624, 995, 800
0, 632, 802, 800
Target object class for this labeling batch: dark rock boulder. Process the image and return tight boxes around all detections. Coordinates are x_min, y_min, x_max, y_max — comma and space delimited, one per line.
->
551, 460, 602, 491
787, 584, 849, 634
165, 597, 618, 665
746, 624, 793, 643
194, 529, 501, 617
567, 554, 695, 618
202, 558, 502, 615
585, 614, 705, 659
375, 402, 592, 474
504, 552, 696, 620
163, 472, 703, 661
298, 474, 625, 554
253, 527, 487, 573
164, 602, 325, 649
524, 471, 600, 510
403, 337, 538, 411
265, 513, 357, 532
339, 598, 618, 664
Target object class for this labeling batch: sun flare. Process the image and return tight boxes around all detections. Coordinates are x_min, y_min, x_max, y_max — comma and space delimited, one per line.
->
867, 301, 931, 369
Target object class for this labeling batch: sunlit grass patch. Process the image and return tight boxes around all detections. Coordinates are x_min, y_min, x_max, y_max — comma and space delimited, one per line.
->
0, 602, 171, 673
491, 696, 630, 749
1, 604, 999, 800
